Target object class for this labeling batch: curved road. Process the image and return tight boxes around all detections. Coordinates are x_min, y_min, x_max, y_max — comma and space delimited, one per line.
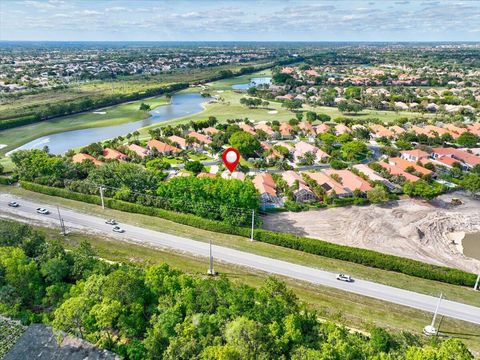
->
1, 193, 479, 326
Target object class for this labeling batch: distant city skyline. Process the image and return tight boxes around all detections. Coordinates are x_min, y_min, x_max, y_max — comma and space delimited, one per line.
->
1, 0, 479, 42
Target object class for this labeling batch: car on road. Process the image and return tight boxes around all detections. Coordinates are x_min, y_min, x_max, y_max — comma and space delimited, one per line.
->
36, 207, 50, 215
336, 274, 353, 282
105, 219, 118, 225
112, 225, 125, 233
8, 201, 20, 207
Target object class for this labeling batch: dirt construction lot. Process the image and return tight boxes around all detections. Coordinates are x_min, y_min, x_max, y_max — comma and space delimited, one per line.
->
263, 191, 480, 273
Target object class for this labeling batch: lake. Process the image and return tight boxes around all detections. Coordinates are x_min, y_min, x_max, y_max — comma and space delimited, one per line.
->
231, 77, 272, 90
463, 232, 480, 261
10, 92, 210, 155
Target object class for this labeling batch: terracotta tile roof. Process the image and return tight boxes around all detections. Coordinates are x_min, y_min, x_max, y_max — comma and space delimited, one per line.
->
352, 164, 386, 182
323, 169, 372, 192
253, 173, 277, 197
103, 148, 127, 160
305, 171, 348, 195
389, 157, 432, 175
127, 144, 148, 158
400, 149, 429, 160
298, 121, 315, 134
72, 153, 103, 166
315, 123, 330, 134
279, 122, 293, 136
370, 124, 394, 138
378, 161, 420, 182
203, 127, 219, 135
188, 131, 212, 145
240, 124, 256, 135
168, 135, 187, 149
431, 147, 480, 167
255, 123, 274, 135
197, 172, 216, 178
148, 139, 181, 153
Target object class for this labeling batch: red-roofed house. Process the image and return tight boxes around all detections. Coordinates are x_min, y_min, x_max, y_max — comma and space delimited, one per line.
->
389, 157, 432, 176
127, 144, 149, 158
147, 139, 181, 154
103, 148, 128, 161
315, 123, 330, 135
400, 149, 430, 162
188, 131, 212, 145
378, 161, 420, 182
253, 173, 280, 208
298, 121, 315, 135
168, 135, 187, 150
255, 123, 275, 137
323, 169, 372, 192
335, 124, 351, 135
431, 147, 480, 169
197, 172, 216, 178
305, 171, 349, 196
72, 153, 103, 166
389, 125, 406, 136
370, 124, 393, 138
444, 124, 467, 139
203, 127, 219, 135
281, 170, 316, 202
294, 141, 329, 163
240, 124, 256, 135
279, 122, 294, 138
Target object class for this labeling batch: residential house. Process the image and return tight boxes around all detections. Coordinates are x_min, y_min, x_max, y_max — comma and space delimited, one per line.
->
298, 121, 315, 135
147, 139, 181, 155
279, 122, 294, 138
315, 123, 330, 135
127, 144, 149, 158
335, 124, 350, 135
304, 171, 349, 197
323, 169, 372, 192
103, 148, 128, 161
72, 153, 103, 166
444, 124, 467, 139
255, 123, 275, 137
389, 125, 406, 136
197, 172, 216, 178
281, 170, 316, 202
240, 123, 256, 135
400, 149, 429, 162
221, 171, 245, 181
378, 161, 420, 182
188, 131, 212, 145
252, 173, 281, 208
388, 157, 433, 176
370, 124, 393, 138
203, 127, 219, 136
293, 141, 329, 163
352, 164, 395, 189
431, 147, 480, 170
168, 135, 188, 150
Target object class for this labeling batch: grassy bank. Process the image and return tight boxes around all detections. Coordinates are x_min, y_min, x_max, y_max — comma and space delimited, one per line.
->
2, 184, 479, 308
14, 224, 480, 355
0, 96, 169, 156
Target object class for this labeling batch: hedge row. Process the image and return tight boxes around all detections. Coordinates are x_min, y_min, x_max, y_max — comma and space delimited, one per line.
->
0, 115, 41, 131
20, 181, 477, 287
0, 176, 14, 185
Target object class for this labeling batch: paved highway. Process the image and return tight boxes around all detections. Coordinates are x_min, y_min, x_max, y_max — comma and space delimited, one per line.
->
1, 193, 480, 325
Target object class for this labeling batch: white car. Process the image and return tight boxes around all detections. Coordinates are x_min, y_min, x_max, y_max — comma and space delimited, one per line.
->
8, 201, 20, 207
105, 219, 118, 225
112, 226, 125, 233
336, 274, 353, 282
36, 207, 50, 215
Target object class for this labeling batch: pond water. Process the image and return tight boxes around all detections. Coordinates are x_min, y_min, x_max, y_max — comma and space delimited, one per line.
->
463, 232, 480, 261
231, 77, 272, 90
10, 93, 210, 155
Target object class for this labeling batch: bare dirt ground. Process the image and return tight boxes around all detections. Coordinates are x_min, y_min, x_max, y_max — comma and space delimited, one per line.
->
262, 191, 480, 273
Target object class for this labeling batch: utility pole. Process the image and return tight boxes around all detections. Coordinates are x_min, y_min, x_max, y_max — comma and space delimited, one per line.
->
99, 186, 106, 209
207, 238, 216, 276
250, 210, 255, 241
56, 206, 66, 236
474, 274, 480, 291
423, 293, 442, 336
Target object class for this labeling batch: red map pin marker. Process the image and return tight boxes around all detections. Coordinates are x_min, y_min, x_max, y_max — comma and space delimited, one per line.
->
222, 147, 240, 172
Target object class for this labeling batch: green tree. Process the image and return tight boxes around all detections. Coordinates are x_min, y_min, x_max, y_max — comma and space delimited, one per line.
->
185, 160, 204, 174
457, 132, 479, 148
341, 141, 368, 162
367, 185, 389, 204
229, 131, 261, 158
403, 180, 443, 200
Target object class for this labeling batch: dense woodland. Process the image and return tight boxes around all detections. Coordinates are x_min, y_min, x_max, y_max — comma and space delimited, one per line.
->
0, 220, 474, 359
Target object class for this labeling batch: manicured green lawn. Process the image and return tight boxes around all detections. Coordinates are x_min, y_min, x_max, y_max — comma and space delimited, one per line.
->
0, 96, 169, 156
205, 69, 272, 90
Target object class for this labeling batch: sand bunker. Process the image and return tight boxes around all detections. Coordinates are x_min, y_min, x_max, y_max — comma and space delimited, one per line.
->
268, 110, 278, 114
92, 111, 106, 115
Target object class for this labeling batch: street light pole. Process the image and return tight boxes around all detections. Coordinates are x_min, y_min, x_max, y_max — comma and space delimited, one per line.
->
250, 210, 255, 241
207, 238, 216, 276
99, 186, 105, 209
56, 205, 66, 236
474, 274, 480, 291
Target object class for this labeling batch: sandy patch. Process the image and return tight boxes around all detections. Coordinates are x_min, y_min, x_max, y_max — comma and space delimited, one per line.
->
216, 90, 224, 93
0, 144, 7, 150
92, 111, 106, 115
262, 191, 480, 272
268, 110, 278, 114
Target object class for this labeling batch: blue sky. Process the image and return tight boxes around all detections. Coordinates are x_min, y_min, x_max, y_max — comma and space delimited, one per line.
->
1, 0, 479, 41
